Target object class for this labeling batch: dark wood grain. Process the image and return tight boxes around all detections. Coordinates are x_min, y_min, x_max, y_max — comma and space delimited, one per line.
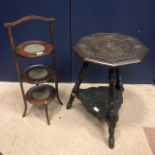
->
67, 32, 148, 148
73, 33, 149, 67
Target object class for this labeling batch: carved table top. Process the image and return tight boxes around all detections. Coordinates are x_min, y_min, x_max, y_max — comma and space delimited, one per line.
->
73, 33, 149, 67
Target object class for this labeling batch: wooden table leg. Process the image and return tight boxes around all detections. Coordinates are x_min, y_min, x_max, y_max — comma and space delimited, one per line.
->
116, 68, 124, 105
66, 62, 89, 109
116, 68, 123, 90
108, 68, 117, 148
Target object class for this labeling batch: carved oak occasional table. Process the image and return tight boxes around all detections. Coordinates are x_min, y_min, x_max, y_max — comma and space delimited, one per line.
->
66, 33, 149, 148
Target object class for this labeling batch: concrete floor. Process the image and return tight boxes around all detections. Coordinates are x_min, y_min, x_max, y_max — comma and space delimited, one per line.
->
0, 83, 155, 155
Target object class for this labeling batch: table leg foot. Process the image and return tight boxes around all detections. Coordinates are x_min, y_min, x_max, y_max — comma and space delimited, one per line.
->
109, 135, 114, 148
108, 112, 117, 149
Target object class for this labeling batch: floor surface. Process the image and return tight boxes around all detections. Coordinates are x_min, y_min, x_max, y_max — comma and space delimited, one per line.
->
0, 83, 155, 155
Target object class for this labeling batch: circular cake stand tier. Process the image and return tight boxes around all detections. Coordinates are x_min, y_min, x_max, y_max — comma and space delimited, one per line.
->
26, 84, 56, 106
16, 40, 53, 58
22, 64, 55, 84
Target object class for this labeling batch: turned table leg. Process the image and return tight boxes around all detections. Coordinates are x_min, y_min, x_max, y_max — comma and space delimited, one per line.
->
116, 68, 123, 90
116, 68, 124, 105
66, 62, 89, 109
108, 68, 117, 148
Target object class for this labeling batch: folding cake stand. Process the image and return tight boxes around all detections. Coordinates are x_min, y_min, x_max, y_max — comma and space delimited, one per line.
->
4, 16, 63, 125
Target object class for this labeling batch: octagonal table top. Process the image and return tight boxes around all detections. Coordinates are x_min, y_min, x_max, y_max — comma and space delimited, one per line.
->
73, 33, 149, 67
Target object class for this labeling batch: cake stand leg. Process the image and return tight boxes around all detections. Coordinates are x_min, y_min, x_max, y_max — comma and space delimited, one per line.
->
44, 104, 50, 125
19, 81, 27, 117
66, 62, 89, 109
54, 74, 63, 105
